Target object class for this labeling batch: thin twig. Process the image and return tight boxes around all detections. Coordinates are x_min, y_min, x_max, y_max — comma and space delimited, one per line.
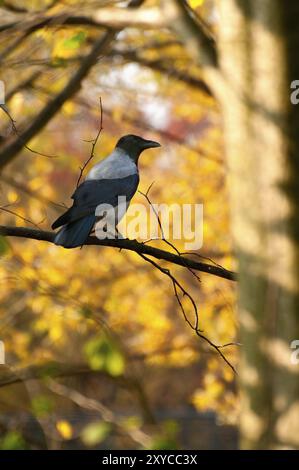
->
1, 174, 66, 212
0, 206, 42, 229
139, 183, 201, 283
47, 380, 152, 448
76, 97, 103, 187
138, 252, 238, 374
182, 250, 230, 272
0, 104, 58, 159
0, 31, 116, 171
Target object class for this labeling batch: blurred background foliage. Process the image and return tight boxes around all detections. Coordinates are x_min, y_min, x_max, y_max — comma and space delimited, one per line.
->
0, 0, 238, 449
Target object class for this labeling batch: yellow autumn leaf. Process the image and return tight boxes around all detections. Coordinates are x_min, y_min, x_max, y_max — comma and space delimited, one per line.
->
7, 191, 18, 204
189, 0, 204, 9
56, 420, 73, 440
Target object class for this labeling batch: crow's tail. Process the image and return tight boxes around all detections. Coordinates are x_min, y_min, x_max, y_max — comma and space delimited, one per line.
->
53, 215, 95, 249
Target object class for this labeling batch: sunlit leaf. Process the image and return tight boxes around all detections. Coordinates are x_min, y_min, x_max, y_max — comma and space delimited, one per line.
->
31, 395, 54, 417
56, 420, 73, 440
0, 236, 9, 256
81, 421, 111, 446
189, 0, 204, 8
84, 335, 125, 377
63, 32, 86, 49
0, 431, 26, 450
150, 421, 179, 450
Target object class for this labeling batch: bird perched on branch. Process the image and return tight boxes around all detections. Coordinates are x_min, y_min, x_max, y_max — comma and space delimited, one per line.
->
52, 134, 161, 248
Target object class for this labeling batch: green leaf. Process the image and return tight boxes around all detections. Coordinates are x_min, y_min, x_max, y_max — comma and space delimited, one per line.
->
0, 236, 9, 256
31, 395, 54, 417
150, 420, 179, 450
84, 334, 125, 376
63, 32, 86, 49
81, 421, 111, 447
120, 415, 142, 431
0, 431, 26, 450
106, 347, 125, 376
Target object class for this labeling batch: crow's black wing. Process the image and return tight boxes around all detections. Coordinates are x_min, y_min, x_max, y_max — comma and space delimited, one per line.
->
52, 174, 139, 229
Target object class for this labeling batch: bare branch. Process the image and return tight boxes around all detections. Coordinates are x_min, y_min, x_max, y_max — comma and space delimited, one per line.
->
2, 0, 28, 13
0, 15, 106, 34
139, 183, 202, 283
5, 70, 42, 103
167, 0, 217, 68
138, 252, 237, 374
127, 0, 146, 7
0, 206, 42, 228
138, 252, 201, 330
109, 48, 212, 96
0, 30, 31, 63
0, 225, 237, 281
0, 104, 59, 159
0, 362, 93, 388
0, 174, 65, 212
0, 10, 166, 35
47, 379, 152, 448
0, 30, 116, 171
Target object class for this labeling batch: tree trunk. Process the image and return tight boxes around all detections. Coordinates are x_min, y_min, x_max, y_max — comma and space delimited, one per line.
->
216, 0, 299, 449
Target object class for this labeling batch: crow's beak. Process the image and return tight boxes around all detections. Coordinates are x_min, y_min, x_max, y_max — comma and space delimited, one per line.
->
143, 139, 161, 149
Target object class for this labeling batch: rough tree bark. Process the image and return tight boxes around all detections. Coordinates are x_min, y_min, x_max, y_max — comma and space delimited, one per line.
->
216, 0, 299, 449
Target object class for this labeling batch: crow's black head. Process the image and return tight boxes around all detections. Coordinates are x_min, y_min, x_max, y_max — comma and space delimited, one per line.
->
116, 134, 161, 162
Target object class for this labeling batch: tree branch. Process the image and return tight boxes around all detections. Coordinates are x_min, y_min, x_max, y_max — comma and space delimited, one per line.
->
0, 225, 237, 281
0, 3, 217, 75
0, 174, 64, 212
0, 362, 93, 388
0, 30, 116, 171
47, 379, 152, 448
0, 2, 217, 71
110, 48, 212, 96
5, 70, 42, 103
76, 97, 103, 187
163, 0, 218, 68
0, 10, 167, 34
